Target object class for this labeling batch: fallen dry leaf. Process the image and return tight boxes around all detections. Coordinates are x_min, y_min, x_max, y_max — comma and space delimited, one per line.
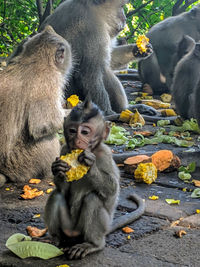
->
29, 178, 41, 184
133, 131, 153, 137
20, 185, 44, 200
117, 164, 124, 167
122, 227, 134, 233
192, 179, 200, 187
26, 226, 47, 237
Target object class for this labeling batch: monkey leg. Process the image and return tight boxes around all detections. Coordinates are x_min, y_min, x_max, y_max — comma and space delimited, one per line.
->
103, 68, 128, 113
0, 174, 7, 188
2, 137, 60, 183
67, 193, 110, 259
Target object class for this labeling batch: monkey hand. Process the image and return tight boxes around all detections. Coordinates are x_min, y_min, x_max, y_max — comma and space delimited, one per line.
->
52, 157, 71, 178
132, 43, 153, 59
78, 150, 96, 167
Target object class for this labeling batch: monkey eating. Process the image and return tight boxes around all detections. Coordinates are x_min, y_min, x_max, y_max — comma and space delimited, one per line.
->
38, 0, 153, 115
0, 25, 72, 187
44, 100, 145, 259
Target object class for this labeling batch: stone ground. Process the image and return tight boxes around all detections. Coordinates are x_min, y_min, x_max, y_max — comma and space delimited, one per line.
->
0, 75, 200, 267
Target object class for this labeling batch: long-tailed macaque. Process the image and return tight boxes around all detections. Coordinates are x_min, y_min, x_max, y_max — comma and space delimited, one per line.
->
39, 0, 152, 115
172, 36, 200, 119
138, 4, 200, 94
0, 26, 72, 187
44, 101, 145, 259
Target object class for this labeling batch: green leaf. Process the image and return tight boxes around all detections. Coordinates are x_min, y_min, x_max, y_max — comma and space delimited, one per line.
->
187, 162, 196, 173
178, 171, 191, 181
6, 233, 63, 259
191, 188, 200, 198
157, 120, 170, 127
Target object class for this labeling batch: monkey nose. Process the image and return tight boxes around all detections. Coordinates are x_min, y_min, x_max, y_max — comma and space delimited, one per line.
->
75, 140, 88, 150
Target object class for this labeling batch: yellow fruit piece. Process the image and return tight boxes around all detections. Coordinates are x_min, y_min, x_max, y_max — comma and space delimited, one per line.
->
129, 109, 145, 127
60, 149, 90, 182
33, 214, 41, 218
136, 35, 150, 54
67, 94, 80, 108
119, 70, 128, 74
165, 199, 180, 205
141, 99, 171, 109
119, 109, 133, 122
29, 178, 41, 184
196, 209, 200, 214
160, 93, 172, 103
182, 188, 187, 192
5, 187, 10, 191
134, 163, 157, 184
149, 195, 159, 200
160, 109, 177, 117
46, 188, 53, 194
119, 109, 145, 126
127, 235, 131, 240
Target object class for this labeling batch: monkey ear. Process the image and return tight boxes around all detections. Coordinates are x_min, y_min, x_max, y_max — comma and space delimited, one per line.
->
83, 97, 93, 111
44, 25, 56, 34
55, 44, 66, 65
103, 121, 111, 140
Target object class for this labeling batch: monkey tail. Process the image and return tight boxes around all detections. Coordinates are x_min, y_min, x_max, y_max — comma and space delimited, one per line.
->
109, 193, 145, 234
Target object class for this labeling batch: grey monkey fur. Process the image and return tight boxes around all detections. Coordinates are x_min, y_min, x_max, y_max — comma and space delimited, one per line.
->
172, 36, 200, 120
138, 5, 200, 94
39, 0, 152, 115
44, 101, 145, 259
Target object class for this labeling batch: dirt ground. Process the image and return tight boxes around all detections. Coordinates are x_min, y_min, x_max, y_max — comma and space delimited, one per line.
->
0, 77, 200, 267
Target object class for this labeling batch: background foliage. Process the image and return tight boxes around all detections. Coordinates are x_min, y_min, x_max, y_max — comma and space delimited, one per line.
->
0, 0, 200, 57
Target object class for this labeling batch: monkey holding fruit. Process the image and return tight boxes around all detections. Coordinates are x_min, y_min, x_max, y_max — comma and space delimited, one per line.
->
44, 101, 145, 259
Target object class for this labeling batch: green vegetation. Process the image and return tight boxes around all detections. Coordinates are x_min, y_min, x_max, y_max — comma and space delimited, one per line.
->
0, 0, 200, 57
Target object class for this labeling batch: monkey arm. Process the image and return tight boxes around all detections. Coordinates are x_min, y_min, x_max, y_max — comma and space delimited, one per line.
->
111, 45, 136, 70
86, 160, 119, 199
28, 99, 64, 140
111, 44, 153, 70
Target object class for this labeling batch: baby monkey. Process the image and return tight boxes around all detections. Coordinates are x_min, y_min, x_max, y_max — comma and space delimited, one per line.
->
45, 101, 145, 259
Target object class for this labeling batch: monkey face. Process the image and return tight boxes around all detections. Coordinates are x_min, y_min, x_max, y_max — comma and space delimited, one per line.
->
65, 117, 108, 151
70, 123, 96, 150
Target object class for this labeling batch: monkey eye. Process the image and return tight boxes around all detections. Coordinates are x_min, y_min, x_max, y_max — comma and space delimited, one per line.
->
81, 129, 90, 135
69, 128, 77, 134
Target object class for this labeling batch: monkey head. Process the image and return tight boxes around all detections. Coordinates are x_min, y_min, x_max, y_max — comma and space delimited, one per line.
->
17, 25, 72, 76
64, 101, 111, 151
94, 0, 128, 38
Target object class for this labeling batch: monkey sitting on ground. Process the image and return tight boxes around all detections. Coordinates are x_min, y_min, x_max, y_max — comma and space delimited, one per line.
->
44, 101, 145, 259
172, 36, 200, 119
138, 4, 200, 94
39, 0, 153, 115
0, 26, 72, 187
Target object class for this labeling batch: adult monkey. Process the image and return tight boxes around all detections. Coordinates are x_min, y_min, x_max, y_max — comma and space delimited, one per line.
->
0, 26, 72, 187
45, 101, 145, 259
40, 0, 152, 115
138, 4, 200, 94
172, 36, 200, 119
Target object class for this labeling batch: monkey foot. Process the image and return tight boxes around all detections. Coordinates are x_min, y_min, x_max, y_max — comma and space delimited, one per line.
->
67, 242, 101, 259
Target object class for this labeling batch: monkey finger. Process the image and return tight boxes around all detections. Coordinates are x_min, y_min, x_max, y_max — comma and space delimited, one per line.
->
68, 246, 81, 259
